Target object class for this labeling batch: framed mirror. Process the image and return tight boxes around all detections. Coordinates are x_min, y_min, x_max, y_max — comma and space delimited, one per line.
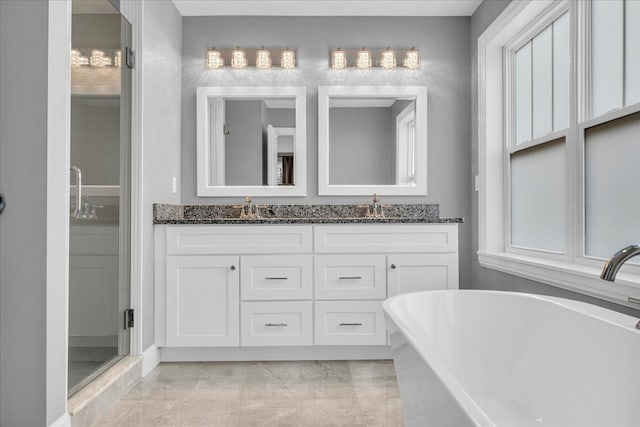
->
196, 86, 307, 196
318, 86, 427, 196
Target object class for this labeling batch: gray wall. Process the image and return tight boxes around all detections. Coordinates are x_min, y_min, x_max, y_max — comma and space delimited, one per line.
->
141, 0, 183, 350
225, 100, 263, 185
71, 99, 121, 185
469, 0, 640, 316
329, 107, 394, 185
181, 16, 473, 289
0, 1, 66, 425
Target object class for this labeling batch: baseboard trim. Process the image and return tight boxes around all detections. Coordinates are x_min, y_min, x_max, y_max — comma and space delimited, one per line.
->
49, 413, 71, 427
160, 345, 392, 362
142, 344, 160, 376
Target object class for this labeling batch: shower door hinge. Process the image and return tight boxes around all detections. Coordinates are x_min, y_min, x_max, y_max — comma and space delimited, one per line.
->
126, 47, 135, 69
124, 308, 134, 329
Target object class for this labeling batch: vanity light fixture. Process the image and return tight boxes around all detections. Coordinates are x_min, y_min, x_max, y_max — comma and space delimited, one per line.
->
403, 46, 420, 69
256, 47, 272, 69
114, 50, 122, 68
231, 47, 248, 69
89, 49, 112, 67
332, 48, 347, 69
356, 48, 372, 69
379, 47, 396, 69
281, 47, 296, 69
206, 47, 224, 69
205, 47, 297, 69
70, 49, 89, 68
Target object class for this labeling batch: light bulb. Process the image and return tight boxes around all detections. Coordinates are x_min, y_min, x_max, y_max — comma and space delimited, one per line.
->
89, 49, 111, 67
403, 47, 420, 69
231, 47, 247, 69
281, 47, 296, 69
356, 48, 372, 69
206, 47, 224, 69
380, 47, 396, 69
256, 47, 272, 69
70, 49, 89, 68
332, 48, 347, 69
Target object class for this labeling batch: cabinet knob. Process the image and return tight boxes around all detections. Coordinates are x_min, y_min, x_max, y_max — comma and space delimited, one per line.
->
230, 265, 236, 271
390, 264, 397, 269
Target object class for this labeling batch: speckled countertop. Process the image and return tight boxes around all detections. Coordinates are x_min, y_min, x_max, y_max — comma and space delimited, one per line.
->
153, 203, 463, 225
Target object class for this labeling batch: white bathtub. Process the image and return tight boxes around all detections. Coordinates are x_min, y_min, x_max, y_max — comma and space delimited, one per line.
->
382, 290, 640, 427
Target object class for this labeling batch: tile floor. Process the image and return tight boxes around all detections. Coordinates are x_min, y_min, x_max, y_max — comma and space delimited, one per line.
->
91, 360, 404, 427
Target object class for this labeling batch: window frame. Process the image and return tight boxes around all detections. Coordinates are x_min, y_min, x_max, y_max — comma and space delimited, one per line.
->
477, 0, 640, 309
503, 2, 571, 261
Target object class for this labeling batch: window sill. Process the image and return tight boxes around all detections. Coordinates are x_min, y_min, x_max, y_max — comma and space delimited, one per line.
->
477, 251, 640, 309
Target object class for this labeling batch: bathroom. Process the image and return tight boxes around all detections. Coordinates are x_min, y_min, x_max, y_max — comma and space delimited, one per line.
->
0, 0, 639, 426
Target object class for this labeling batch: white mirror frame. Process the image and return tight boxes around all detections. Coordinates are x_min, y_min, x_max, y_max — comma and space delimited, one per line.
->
196, 86, 307, 197
318, 85, 427, 196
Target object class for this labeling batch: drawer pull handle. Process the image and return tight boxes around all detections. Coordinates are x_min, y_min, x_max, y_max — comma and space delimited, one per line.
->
628, 297, 640, 305
390, 264, 397, 269
339, 276, 362, 280
265, 323, 288, 327
339, 322, 363, 326
265, 277, 288, 280
230, 265, 236, 271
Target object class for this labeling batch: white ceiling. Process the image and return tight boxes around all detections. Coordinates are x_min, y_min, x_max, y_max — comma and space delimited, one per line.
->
171, 0, 483, 17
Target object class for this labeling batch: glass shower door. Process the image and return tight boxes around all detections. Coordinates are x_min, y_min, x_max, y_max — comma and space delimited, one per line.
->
68, 0, 132, 396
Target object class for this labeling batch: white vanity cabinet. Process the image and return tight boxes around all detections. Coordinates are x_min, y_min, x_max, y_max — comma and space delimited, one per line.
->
155, 223, 458, 356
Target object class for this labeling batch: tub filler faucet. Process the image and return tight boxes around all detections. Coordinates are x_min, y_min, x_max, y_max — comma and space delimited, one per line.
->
600, 244, 640, 282
601, 244, 640, 329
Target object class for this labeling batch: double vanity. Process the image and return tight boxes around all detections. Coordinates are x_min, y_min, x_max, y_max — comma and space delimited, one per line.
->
153, 84, 462, 360
154, 203, 461, 360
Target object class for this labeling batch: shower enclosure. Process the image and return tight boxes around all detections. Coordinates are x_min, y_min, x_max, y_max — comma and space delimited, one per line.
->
68, 0, 132, 396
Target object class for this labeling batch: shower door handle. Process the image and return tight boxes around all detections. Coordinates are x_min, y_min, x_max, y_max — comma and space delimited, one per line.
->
70, 166, 82, 218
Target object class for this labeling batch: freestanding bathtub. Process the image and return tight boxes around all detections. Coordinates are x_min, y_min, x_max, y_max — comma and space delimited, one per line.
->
382, 290, 640, 427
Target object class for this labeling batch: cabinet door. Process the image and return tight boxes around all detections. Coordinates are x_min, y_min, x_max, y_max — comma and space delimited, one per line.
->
387, 254, 458, 296
166, 256, 239, 346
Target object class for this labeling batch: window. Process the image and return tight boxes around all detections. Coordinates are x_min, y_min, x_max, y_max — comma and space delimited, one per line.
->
478, 0, 640, 305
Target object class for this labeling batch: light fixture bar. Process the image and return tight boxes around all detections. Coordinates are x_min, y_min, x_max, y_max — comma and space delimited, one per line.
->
204, 47, 297, 69
329, 47, 420, 69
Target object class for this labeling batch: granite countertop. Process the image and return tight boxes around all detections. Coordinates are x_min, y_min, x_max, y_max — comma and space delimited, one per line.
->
153, 203, 463, 225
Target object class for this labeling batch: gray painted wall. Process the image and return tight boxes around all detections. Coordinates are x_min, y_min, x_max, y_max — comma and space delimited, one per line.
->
470, 0, 640, 316
329, 107, 394, 185
141, 0, 183, 350
181, 16, 473, 289
0, 1, 58, 425
71, 99, 121, 185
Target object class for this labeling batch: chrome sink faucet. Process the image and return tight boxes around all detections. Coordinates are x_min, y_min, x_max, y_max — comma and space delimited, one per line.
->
600, 244, 640, 281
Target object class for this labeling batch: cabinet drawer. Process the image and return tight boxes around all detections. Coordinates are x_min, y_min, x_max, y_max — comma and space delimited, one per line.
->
314, 255, 386, 300
241, 255, 313, 300
314, 224, 457, 253
167, 225, 312, 255
241, 302, 312, 347
314, 301, 387, 346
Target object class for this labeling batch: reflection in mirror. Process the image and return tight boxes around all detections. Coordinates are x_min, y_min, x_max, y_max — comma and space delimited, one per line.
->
197, 87, 307, 197
318, 86, 427, 196
211, 98, 296, 186
328, 98, 416, 185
